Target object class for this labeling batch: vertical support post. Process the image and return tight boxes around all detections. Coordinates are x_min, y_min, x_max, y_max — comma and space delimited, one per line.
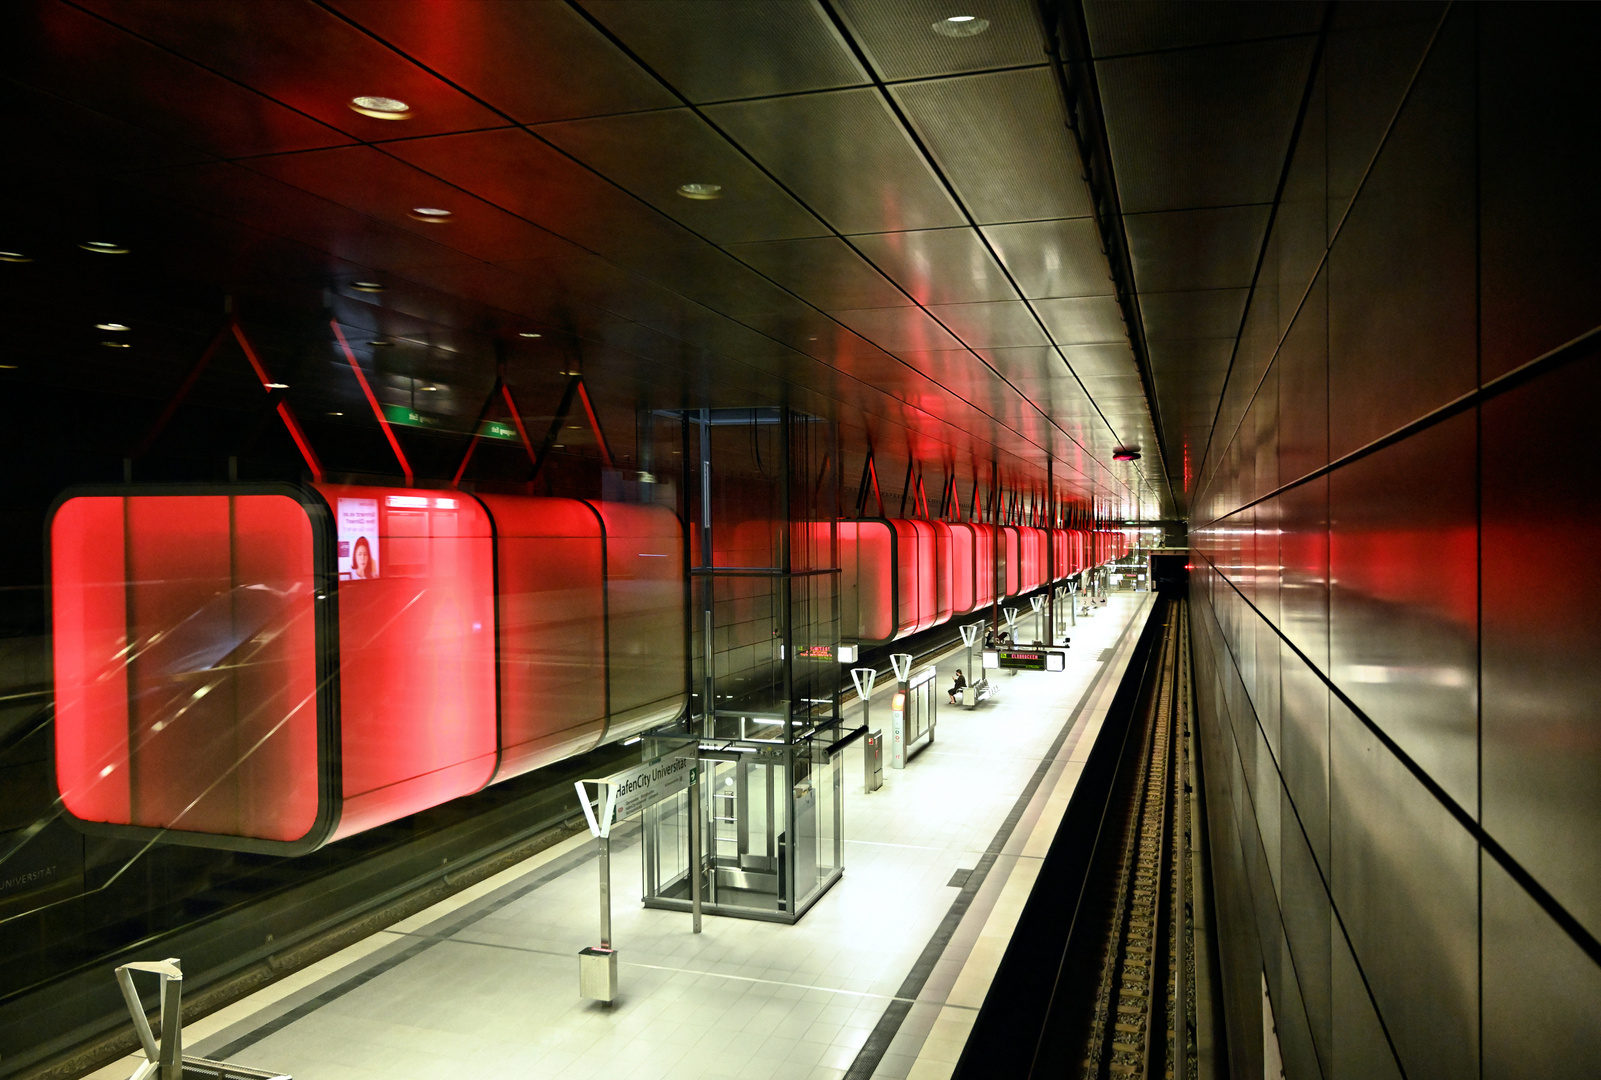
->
689, 766, 702, 933
598, 834, 612, 949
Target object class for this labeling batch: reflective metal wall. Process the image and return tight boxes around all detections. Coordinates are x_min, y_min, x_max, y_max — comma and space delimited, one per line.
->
1188, 6, 1601, 1078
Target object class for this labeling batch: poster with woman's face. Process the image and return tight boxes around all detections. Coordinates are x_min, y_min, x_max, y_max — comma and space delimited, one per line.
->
336, 498, 379, 580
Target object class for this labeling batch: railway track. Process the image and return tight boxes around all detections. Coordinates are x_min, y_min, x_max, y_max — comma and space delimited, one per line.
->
1079, 600, 1197, 1080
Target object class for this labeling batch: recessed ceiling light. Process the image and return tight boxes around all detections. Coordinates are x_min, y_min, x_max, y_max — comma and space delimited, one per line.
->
518, 332, 542, 338
565, 425, 581, 430
351, 281, 385, 293
369, 339, 395, 347
0, 363, 19, 369
420, 384, 438, 392
81, 241, 129, 254
552, 444, 565, 449
266, 382, 290, 389
100, 340, 131, 348
96, 322, 130, 331
932, 14, 989, 36
409, 207, 452, 222
676, 183, 723, 200
349, 95, 412, 120
0, 251, 31, 263
328, 411, 344, 416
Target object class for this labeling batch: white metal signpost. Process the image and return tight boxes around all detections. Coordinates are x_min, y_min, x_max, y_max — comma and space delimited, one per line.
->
574, 747, 698, 1002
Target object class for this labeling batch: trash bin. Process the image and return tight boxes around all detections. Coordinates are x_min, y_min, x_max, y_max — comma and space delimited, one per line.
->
864, 729, 884, 792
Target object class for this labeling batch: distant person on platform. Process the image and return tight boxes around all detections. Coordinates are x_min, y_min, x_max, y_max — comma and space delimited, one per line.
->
949, 669, 966, 705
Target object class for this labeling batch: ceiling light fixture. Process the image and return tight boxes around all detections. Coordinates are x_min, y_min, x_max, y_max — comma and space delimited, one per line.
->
351, 281, 385, 293
328, 411, 344, 416
676, 183, 723, 200
266, 382, 290, 389
349, 95, 412, 120
81, 241, 129, 254
420, 384, 438, 392
0, 364, 18, 369
932, 14, 990, 36
518, 331, 542, 338
0, 251, 31, 263
369, 339, 395, 347
100, 340, 131, 348
409, 207, 452, 222
1112, 447, 1141, 462
96, 322, 131, 331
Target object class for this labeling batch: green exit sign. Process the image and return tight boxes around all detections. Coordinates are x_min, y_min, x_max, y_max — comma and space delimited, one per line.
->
379, 404, 520, 442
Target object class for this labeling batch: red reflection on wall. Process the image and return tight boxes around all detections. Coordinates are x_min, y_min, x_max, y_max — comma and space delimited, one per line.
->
944, 522, 978, 614
52, 492, 320, 844
932, 522, 956, 624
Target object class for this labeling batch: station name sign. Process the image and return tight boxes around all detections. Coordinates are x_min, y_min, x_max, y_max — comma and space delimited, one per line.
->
576, 748, 697, 837
983, 648, 1069, 672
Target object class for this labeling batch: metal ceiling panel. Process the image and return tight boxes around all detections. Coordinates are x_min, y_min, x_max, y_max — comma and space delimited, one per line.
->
849, 228, 1017, 304
1096, 38, 1318, 213
242, 145, 578, 268
890, 67, 1093, 224
705, 89, 964, 235
924, 301, 1049, 349
606, 241, 810, 320
330, 0, 677, 123
981, 219, 1113, 299
382, 127, 693, 256
76, 0, 506, 139
1, 76, 212, 180
1058, 342, 1140, 379
830, 306, 963, 352
725, 237, 910, 310
833, 0, 1047, 82
1031, 295, 1127, 345
12, 2, 352, 160
537, 108, 827, 245
579, 0, 866, 102
126, 160, 493, 276
1082, 1, 1323, 57
1140, 289, 1251, 342
1123, 205, 1272, 292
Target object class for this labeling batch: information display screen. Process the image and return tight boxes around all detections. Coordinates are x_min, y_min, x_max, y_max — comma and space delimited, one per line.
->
997, 648, 1068, 672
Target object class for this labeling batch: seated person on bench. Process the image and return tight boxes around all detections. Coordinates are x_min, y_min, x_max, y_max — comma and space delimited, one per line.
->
949, 669, 967, 705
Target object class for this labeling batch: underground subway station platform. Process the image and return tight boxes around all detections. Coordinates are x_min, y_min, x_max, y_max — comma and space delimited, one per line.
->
0, 2, 1597, 1079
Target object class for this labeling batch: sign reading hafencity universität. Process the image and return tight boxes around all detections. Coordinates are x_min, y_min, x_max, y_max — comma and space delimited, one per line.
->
574, 749, 697, 838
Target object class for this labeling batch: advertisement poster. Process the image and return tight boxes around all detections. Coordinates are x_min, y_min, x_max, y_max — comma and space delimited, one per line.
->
337, 498, 380, 580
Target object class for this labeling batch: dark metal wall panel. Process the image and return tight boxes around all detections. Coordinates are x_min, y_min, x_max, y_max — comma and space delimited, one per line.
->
1095, 37, 1318, 214
1124, 205, 1272, 293
1190, 8, 1601, 1079
1478, 3, 1601, 381
833, 0, 1047, 82
1082, 0, 1323, 57
890, 67, 1093, 224
1482, 353, 1601, 942
705, 88, 964, 235
1326, 6, 1474, 459
579, 0, 867, 102
1481, 856, 1601, 1077
1328, 411, 1477, 812
1328, 692, 1478, 1080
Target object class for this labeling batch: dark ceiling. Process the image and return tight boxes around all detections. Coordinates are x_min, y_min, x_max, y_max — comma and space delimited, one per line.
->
0, 0, 1327, 520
